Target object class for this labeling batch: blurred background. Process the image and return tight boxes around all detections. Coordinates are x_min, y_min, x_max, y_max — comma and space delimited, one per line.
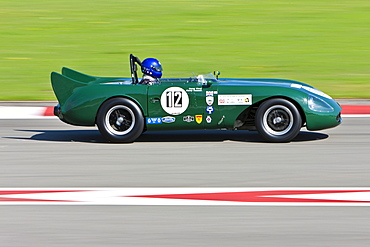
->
1, 0, 369, 100
1, 2, 370, 246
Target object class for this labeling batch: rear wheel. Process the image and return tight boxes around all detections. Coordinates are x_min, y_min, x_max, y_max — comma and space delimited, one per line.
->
97, 98, 144, 142
255, 98, 302, 142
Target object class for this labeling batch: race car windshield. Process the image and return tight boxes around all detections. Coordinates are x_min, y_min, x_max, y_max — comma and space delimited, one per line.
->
193, 73, 217, 84
159, 72, 218, 84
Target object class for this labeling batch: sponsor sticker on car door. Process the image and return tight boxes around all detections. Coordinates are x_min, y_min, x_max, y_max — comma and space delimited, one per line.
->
218, 94, 252, 105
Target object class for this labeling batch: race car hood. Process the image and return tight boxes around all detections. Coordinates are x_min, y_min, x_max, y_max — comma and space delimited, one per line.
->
219, 78, 333, 100
220, 78, 312, 88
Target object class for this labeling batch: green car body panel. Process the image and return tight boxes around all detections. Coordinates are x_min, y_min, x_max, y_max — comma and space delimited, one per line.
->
51, 66, 341, 142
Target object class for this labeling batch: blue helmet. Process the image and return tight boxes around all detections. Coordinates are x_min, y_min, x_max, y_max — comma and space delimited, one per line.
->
141, 58, 163, 78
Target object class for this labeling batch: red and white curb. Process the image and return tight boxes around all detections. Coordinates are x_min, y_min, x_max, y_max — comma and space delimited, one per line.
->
2, 188, 370, 206
0, 106, 55, 119
0, 105, 369, 119
341, 105, 370, 118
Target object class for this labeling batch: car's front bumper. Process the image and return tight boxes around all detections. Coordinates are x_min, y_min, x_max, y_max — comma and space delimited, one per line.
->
305, 99, 342, 131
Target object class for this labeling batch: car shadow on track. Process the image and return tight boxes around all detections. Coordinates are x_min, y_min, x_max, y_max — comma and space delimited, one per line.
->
6, 129, 328, 143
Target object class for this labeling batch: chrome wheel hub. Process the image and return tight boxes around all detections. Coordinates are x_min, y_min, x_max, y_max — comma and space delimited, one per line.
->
262, 105, 293, 136
105, 105, 135, 135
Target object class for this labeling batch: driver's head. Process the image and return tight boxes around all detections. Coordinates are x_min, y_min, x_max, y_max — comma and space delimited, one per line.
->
141, 58, 163, 78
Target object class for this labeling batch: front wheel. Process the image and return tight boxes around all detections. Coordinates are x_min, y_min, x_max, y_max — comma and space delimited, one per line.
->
255, 98, 302, 142
96, 98, 144, 143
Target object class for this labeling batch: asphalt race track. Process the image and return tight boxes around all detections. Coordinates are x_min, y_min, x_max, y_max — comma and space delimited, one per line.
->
0, 117, 370, 246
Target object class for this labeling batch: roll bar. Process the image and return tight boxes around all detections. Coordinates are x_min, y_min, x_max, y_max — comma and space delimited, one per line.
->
130, 54, 142, 84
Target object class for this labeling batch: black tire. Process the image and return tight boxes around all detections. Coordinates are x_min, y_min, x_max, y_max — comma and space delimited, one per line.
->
96, 98, 144, 143
255, 98, 302, 142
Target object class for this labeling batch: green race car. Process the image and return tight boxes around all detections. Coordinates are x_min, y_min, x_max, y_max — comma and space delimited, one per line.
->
51, 54, 341, 143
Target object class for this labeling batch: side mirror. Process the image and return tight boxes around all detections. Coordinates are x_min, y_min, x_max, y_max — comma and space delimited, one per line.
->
213, 71, 220, 79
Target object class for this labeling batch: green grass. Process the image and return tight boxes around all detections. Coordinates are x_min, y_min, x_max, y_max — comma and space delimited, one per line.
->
1, 0, 370, 100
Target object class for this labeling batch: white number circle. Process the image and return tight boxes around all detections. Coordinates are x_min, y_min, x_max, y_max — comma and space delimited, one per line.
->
160, 87, 189, 115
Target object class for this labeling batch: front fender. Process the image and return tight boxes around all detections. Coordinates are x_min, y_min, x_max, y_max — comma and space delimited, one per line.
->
217, 85, 309, 128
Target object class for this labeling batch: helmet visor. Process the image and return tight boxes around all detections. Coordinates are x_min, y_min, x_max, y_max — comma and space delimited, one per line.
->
151, 64, 163, 72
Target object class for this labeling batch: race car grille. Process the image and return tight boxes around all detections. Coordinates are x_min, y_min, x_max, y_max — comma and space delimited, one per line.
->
336, 113, 342, 123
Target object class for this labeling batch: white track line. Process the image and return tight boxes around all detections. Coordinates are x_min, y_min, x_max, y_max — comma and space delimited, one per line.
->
1, 188, 370, 206
342, 114, 370, 118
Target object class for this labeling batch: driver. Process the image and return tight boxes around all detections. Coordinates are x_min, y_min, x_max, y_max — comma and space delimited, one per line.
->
139, 58, 163, 85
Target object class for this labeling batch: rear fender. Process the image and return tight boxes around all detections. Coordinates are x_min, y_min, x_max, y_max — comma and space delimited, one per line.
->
95, 95, 146, 126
